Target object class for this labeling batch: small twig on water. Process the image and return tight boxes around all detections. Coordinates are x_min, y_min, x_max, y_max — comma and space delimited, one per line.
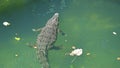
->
71, 56, 78, 63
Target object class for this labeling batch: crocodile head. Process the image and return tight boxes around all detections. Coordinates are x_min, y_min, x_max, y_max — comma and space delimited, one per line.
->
46, 13, 59, 27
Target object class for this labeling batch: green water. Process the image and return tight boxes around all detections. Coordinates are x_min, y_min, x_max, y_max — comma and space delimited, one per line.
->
0, 0, 120, 68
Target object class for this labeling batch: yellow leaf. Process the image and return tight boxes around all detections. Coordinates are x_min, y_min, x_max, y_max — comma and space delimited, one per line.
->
15, 37, 21, 41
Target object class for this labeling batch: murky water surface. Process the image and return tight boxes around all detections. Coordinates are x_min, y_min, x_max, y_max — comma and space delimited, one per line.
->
0, 0, 120, 68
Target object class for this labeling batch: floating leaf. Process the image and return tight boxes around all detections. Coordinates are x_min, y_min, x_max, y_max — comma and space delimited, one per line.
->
15, 37, 21, 41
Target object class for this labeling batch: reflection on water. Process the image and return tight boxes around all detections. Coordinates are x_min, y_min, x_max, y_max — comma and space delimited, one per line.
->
0, 0, 120, 68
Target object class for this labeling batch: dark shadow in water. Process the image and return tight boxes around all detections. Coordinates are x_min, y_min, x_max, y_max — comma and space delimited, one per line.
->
49, 45, 62, 50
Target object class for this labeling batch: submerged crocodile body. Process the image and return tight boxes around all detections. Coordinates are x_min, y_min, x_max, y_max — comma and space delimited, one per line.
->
36, 13, 59, 68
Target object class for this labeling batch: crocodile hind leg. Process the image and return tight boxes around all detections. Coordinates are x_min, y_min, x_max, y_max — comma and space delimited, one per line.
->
47, 45, 62, 50
47, 45, 54, 50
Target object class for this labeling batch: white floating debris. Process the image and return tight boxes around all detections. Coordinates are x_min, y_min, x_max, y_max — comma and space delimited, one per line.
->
70, 48, 83, 56
117, 57, 120, 61
113, 32, 117, 35
3, 21, 11, 26
72, 46, 76, 49
69, 47, 83, 63
86, 53, 91, 56
15, 54, 18, 57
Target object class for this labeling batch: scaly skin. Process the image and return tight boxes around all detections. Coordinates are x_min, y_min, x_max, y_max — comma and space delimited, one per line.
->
36, 13, 59, 68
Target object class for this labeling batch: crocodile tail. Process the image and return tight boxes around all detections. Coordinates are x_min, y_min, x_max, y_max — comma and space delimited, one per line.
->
36, 49, 49, 68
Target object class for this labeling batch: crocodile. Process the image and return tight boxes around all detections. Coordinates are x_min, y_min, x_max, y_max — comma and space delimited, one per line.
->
36, 13, 59, 68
